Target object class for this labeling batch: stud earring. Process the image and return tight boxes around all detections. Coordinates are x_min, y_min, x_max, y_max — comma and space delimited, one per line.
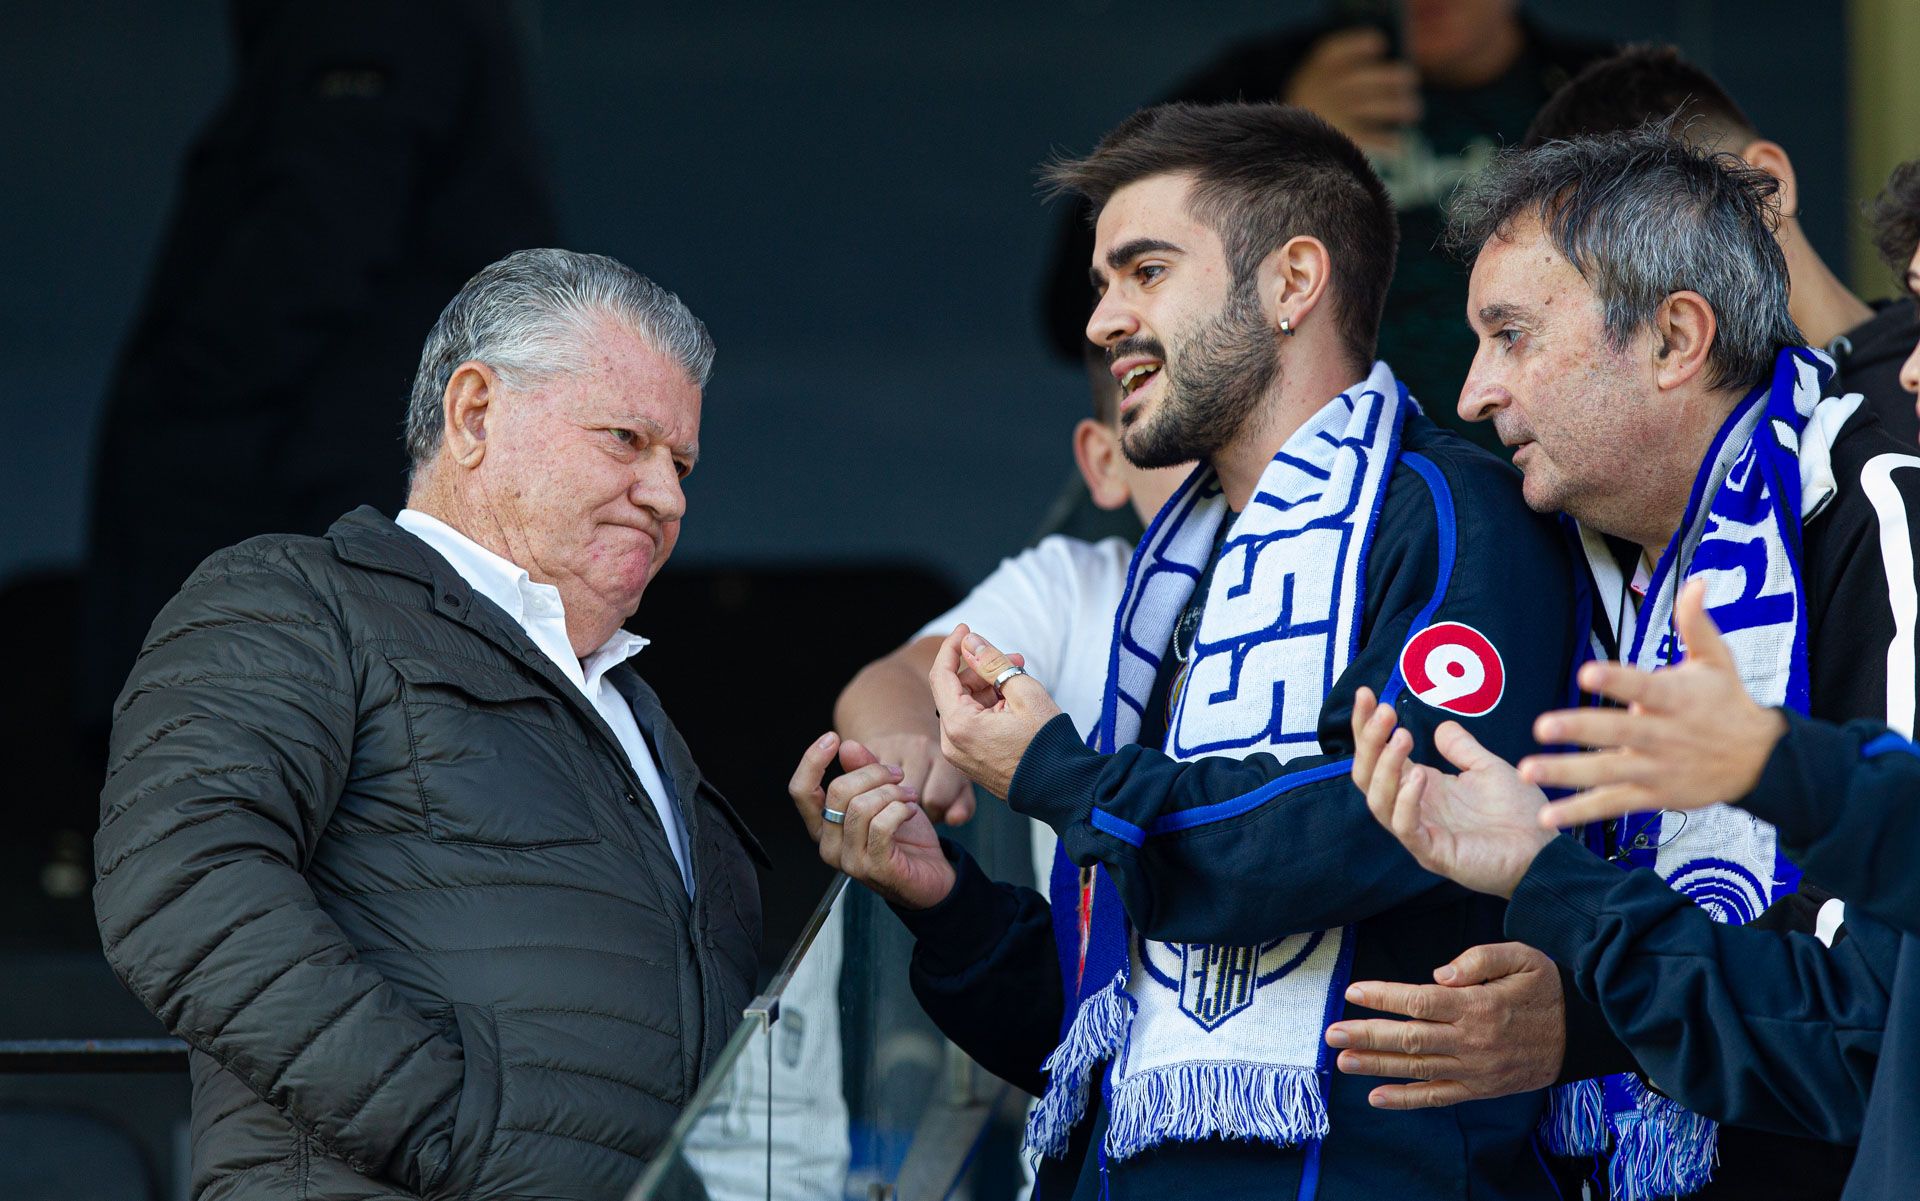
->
1279, 317, 1296, 337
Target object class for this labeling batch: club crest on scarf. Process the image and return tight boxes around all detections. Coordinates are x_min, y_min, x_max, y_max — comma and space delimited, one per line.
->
1549, 347, 1855, 1200
1144, 931, 1329, 1032
1027, 362, 1411, 1164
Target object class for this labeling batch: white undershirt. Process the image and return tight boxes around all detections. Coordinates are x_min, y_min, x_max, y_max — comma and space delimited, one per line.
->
915, 534, 1134, 885
396, 509, 693, 895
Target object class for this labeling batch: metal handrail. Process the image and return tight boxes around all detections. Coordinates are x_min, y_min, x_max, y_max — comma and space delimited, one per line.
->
0, 1037, 189, 1073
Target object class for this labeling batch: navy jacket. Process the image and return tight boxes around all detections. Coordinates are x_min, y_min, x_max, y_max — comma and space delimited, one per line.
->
899, 416, 1581, 1199
1515, 407, 1920, 1200
1749, 713, 1920, 1198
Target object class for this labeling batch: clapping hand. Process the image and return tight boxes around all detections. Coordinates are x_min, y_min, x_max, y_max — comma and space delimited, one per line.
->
930, 625, 1063, 800
1349, 688, 1552, 898
789, 733, 954, 910
1520, 579, 1787, 830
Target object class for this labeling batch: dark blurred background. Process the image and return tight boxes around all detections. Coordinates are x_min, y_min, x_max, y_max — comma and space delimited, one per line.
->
0, 1, 1907, 1196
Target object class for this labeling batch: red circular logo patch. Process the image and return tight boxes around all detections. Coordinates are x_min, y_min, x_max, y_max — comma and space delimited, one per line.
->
1398, 621, 1505, 716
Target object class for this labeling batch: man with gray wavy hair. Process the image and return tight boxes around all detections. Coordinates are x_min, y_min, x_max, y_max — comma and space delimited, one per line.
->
94, 247, 767, 1201
1336, 129, 1920, 1201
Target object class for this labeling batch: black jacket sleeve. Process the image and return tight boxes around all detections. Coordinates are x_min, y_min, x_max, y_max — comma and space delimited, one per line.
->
1506, 836, 1894, 1143
92, 547, 493, 1198
894, 842, 1063, 1098
1005, 445, 1581, 944
1743, 712, 1920, 938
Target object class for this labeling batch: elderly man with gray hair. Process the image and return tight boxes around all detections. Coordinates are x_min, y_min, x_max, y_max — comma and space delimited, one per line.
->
93, 248, 766, 1201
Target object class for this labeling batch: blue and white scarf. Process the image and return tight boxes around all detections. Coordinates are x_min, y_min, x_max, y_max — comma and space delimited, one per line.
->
1548, 347, 1860, 1200
1027, 361, 1410, 1164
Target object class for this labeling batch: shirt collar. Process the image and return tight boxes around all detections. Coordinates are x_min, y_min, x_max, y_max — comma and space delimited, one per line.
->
395, 508, 652, 678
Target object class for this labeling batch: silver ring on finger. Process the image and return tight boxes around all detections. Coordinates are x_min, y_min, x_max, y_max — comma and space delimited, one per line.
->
991, 664, 1027, 695
822, 806, 846, 825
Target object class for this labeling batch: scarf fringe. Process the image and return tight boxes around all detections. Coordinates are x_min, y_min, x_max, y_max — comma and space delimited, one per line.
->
1542, 1078, 1608, 1156
1025, 975, 1131, 1159
1104, 1063, 1329, 1161
1607, 1077, 1719, 1201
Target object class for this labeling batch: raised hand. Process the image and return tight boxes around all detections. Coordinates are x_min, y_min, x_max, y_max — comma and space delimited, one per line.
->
1282, 26, 1422, 154
1520, 579, 1787, 830
1328, 941, 1566, 1109
1350, 688, 1553, 898
788, 732, 954, 910
858, 731, 979, 825
931, 625, 1063, 800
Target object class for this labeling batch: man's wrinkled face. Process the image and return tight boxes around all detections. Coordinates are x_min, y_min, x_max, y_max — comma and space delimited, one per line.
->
1459, 215, 1663, 525
478, 320, 700, 624
1085, 173, 1279, 469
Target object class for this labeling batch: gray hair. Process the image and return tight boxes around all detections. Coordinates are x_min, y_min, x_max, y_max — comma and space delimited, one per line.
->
1445, 124, 1801, 393
404, 248, 714, 467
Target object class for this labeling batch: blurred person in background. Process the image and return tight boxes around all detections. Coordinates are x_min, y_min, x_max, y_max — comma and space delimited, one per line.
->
1042, 0, 1610, 458
1869, 160, 1920, 407
93, 250, 764, 1201
1521, 45, 1920, 443
77, 0, 557, 761
1335, 130, 1920, 1201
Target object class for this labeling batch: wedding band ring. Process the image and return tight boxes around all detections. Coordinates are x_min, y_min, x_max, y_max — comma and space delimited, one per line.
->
822, 807, 846, 825
992, 665, 1028, 691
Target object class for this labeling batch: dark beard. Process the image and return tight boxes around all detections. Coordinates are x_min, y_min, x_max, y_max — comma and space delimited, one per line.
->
1123, 278, 1279, 469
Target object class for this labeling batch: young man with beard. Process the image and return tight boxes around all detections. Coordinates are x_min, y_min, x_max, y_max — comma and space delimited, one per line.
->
1344, 131, 1920, 1201
791, 102, 1580, 1199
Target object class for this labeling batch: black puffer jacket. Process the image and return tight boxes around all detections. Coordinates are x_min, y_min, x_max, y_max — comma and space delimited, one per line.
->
94, 508, 766, 1201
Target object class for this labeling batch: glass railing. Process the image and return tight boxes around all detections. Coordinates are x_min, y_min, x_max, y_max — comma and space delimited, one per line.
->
628, 874, 1019, 1201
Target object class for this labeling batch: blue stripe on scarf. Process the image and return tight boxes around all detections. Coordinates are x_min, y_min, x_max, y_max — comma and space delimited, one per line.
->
1038, 368, 1410, 1166
1549, 346, 1830, 1197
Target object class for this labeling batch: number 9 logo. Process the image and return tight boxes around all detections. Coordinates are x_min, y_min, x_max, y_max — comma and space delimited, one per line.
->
1397, 622, 1505, 716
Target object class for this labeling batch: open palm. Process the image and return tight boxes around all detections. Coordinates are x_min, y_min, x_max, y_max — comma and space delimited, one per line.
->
1398, 733, 1553, 897
1353, 695, 1554, 899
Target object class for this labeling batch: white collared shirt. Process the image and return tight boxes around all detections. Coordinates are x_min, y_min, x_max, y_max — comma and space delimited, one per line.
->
396, 509, 694, 895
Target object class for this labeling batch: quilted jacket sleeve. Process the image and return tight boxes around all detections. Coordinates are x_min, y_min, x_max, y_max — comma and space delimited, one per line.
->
93, 546, 496, 1198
